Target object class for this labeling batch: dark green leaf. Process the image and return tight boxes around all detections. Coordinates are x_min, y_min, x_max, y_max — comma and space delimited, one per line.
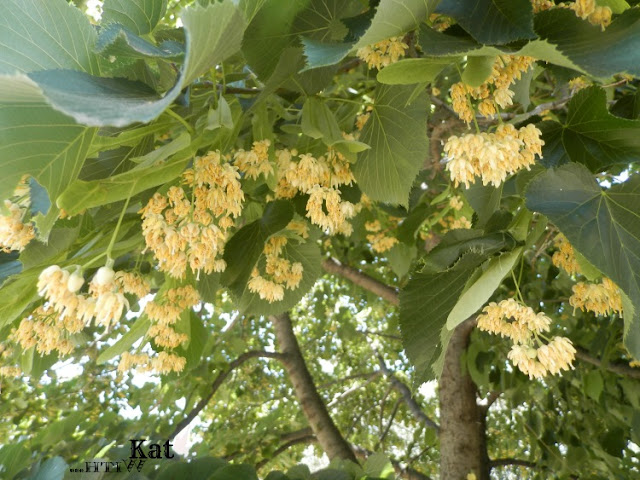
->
400, 252, 486, 381
353, 84, 429, 206
301, 97, 343, 144
436, 0, 535, 45
584, 370, 604, 401
222, 201, 294, 292
463, 183, 503, 227
525, 163, 640, 359
211, 464, 259, 480
538, 86, 640, 171
96, 24, 185, 60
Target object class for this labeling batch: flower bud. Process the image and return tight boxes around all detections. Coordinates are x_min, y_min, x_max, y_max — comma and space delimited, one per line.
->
94, 266, 115, 286
67, 271, 85, 292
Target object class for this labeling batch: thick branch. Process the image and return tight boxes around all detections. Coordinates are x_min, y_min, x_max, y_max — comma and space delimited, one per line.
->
256, 435, 317, 470
377, 354, 440, 433
270, 312, 357, 462
322, 258, 399, 306
490, 458, 537, 469
169, 350, 285, 440
575, 347, 640, 380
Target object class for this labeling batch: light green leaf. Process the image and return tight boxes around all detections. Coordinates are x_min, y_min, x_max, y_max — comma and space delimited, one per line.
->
206, 96, 234, 130
447, 248, 522, 329
597, 0, 630, 14
363, 452, 394, 478
462, 56, 496, 88
539, 86, 640, 172
57, 145, 193, 215
301, 97, 343, 143
525, 163, 640, 359
353, 84, 429, 206
354, 0, 435, 48
386, 243, 417, 278
377, 58, 454, 85
0, 443, 31, 480
96, 315, 151, 364
20, 224, 81, 269
436, 0, 535, 45
102, 0, 168, 35
0, 269, 40, 330
131, 132, 191, 167
0, 0, 99, 75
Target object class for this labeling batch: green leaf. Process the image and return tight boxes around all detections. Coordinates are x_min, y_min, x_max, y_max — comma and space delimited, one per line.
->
353, 84, 429, 206
423, 230, 516, 273
301, 38, 354, 70
400, 252, 485, 382
57, 145, 193, 215
0, 443, 30, 480
598, 0, 630, 14
534, 7, 640, 79
0, 269, 40, 330
446, 247, 522, 329
538, 86, 640, 172
584, 370, 604, 402
363, 452, 394, 478
197, 273, 220, 304
96, 315, 151, 364
178, 311, 208, 370
221, 201, 294, 292
463, 183, 503, 227
462, 56, 496, 88
525, 163, 640, 359
376, 58, 453, 85
236, 236, 322, 316
29, 456, 67, 480
20, 224, 81, 269
436, 0, 535, 45
158, 457, 227, 480
301, 97, 343, 144
242, 0, 309, 79
386, 243, 417, 278
354, 0, 435, 48
102, 0, 167, 35
19, 0, 245, 128
211, 464, 259, 480
0, 0, 99, 75
96, 24, 185, 60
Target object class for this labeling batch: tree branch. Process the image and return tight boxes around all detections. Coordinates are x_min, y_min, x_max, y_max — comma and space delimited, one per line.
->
271, 312, 357, 462
256, 435, 317, 470
352, 445, 434, 480
376, 354, 440, 433
168, 350, 285, 440
489, 458, 537, 469
322, 258, 399, 306
575, 347, 640, 380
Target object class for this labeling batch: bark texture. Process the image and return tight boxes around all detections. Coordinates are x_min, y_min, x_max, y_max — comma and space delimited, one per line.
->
271, 312, 357, 462
439, 319, 489, 480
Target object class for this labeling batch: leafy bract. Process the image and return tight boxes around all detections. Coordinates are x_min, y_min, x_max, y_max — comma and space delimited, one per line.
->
353, 84, 429, 206
538, 86, 640, 172
436, 0, 535, 45
377, 58, 453, 85
525, 163, 640, 359
102, 0, 167, 35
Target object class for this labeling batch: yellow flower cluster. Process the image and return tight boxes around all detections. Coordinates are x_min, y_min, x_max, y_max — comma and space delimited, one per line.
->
275, 149, 357, 234
552, 234, 582, 276
115, 271, 150, 298
508, 336, 576, 380
570, 278, 623, 316
36, 265, 133, 331
140, 150, 244, 278
531, 0, 554, 12
145, 285, 199, 348
117, 351, 186, 375
478, 299, 552, 343
118, 286, 199, 374
449, 196, 464, 211
451, 55, 535, 123
440, 215, 472, 231
356, 37, 409, 70
0, 343, 20, 377
234, 139, 274, 180
444, 123, 543, 188
248, 229, 305, 303
478, 299, 576, 379
364, 219, 398, 253
568, 0, 612, 29
1, 176, 36, 253
13, 305, 76, 355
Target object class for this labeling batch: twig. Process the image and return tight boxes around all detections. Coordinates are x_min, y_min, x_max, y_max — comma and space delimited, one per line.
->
322, 258, 399, 306
575, 347, 640, 380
